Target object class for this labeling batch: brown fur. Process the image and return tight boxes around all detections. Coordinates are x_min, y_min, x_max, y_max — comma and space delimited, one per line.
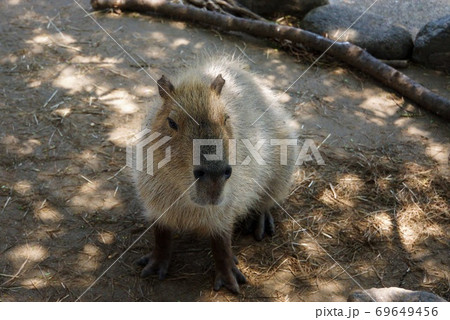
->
133, 56, 298, 292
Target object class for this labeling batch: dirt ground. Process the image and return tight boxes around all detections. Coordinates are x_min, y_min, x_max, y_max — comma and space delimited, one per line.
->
0, 0, 449, 302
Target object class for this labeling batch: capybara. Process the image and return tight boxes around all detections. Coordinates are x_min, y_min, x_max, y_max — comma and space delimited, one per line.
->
134, 56, 298, 293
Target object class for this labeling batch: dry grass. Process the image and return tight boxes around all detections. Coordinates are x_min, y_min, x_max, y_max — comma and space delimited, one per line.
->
236, 145, 449, 300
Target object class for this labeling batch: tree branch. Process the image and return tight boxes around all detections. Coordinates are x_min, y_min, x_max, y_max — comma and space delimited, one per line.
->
91, 0, 450, 120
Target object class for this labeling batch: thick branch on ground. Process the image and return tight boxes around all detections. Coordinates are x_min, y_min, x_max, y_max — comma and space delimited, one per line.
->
91, 0, 450, 120
185, 0, 266, 20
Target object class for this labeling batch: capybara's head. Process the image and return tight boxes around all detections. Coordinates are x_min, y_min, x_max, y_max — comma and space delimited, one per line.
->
150, 74, 234, 206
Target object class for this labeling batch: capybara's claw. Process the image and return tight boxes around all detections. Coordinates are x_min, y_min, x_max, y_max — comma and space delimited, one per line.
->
136, 254, 150, 267
138, 253, 170, 280
213, 265, 246, 294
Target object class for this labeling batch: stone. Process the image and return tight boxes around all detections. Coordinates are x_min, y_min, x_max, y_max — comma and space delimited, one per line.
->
413, 15, 450, 72
300, 4, 414, 60
237, 0, 329, 19
348, 287, 447, 302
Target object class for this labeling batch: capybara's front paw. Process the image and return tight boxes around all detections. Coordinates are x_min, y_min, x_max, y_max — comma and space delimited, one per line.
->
213, 264, 246, 294
137, 253, 170, 280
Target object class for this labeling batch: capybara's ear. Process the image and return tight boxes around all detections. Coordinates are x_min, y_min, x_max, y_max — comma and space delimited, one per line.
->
211, 74, 225, 95
157, 75, 175, 99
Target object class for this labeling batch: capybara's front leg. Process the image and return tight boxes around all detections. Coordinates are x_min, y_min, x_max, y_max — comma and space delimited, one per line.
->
137, 225, 172, 280
211, 233, 246, 294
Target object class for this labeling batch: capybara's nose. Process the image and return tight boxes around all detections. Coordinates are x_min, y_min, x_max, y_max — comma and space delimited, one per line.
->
193, 164, 232, 180
223, 165, 232, 180
193, 168, 206, 179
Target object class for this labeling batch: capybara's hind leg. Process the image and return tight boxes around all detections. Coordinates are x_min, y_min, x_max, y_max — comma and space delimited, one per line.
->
253, 210, 275, 241
137, 225, 172, 280
240, 210, 275, 241
211, 233, 246, 294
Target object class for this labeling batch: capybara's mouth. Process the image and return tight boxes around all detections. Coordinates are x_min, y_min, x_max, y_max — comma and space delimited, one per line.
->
190, 195, 224, 207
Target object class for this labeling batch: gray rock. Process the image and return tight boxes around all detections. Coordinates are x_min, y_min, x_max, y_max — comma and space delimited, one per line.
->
413, 15, 450, 72
300, 4, 413, 60
237, 0, 329, 19
348, 287, 447, 302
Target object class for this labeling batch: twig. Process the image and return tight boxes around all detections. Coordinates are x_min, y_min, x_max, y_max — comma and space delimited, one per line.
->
43, 90, 58, 108
107, 165, 127, 180
80, 175, 94, 184
1, 259, 28, 287
329, 183, 337, 199
235, 44, 255, 63
54, 43, 82, 52
1, 197, 11, 214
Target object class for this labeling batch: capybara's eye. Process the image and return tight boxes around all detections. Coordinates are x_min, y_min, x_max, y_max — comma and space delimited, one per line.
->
167, 117, 178, 131
224, 114, 230, 125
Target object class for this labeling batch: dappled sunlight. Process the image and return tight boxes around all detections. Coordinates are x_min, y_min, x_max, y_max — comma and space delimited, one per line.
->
21, 277, 48, 290
168, 21, 188, 30
364, 212, 394, 241
6, 243, 49, 268
275, 63, 288, 74
133, 84, 156, 97
7, 0, 21, 5
97, 231, 115, 245
337, 173, 364, 195
52, 107, 71, 118
70, 55, 121, 65
99, 89, 140, 114
2, 135, 42, 156
329, 28, 359, 42
108, 126, 139, 147
375, 175, 394, 194
35, 204, 63, 224
360, 96, 397, 120
330, 68, 346, 76
13, 180, 32, 196
0, 54, 19, 64
19, 269, 52, 290
397, 204, 446, 250
425, 144, 449, 174
193, 42, 206, 50
298, 238, 326, 259
28, 80, 42, 88
263, 73, 277, 83
144, 31, 166, 43
319, 187, 356, 209
69, 179, 122, 212
29, 32, 79, 47
53, 66, 93, 94
31, 35, 52, 45
78, 150, 102, 171
77, 243, 104, 272
171, 38, 190, 49
277, 92, 291, 104
404, 124, 432, 137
